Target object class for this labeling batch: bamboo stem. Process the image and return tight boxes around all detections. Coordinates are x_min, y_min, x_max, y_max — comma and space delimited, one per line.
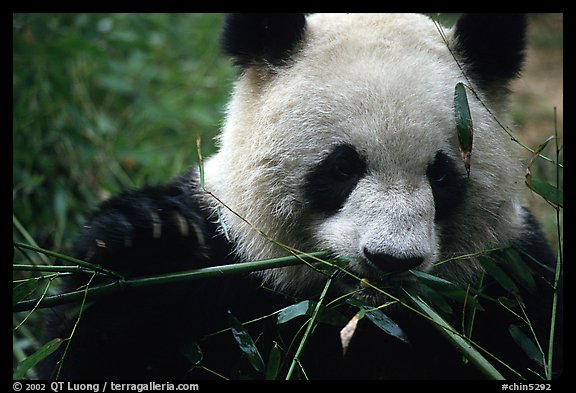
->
13, 251, 329, 312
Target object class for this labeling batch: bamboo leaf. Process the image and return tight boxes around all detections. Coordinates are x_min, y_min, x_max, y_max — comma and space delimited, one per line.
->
266, 343, 282, 380
526, 135, 555, 170
509, 325, 544, 367
346, 298, 408, 343
479, 256, 519, 294
364, 308, 408, 343
454, 82, 474, 177
403, 290, 505, 380
13, 279, 39, 305
277, 300, 347, 328
415, 283, 453, 314
500, 248, 537, 292
409, 269, 459, 291
13, 338, 63, 380
315, 303, 348, 327
409, 270, 484, 311
277, 301, 310, 325
182, 341, 203, 366
228, 311, 265, 374
525, 176, 563, 207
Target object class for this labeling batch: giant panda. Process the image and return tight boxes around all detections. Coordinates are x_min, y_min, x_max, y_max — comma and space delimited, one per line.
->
40, 13, 562, 380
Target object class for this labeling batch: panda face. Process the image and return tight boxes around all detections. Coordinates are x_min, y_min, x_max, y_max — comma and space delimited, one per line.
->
204, 13, 527, 298
304, 146, 470, 291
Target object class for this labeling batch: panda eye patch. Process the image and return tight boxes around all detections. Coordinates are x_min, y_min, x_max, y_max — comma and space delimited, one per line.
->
304, 144, 367, 213
331, 146, 365, 179
426, 151, 468, 220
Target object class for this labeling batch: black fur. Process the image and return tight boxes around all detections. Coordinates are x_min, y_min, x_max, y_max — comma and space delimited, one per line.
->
39, 173, 344, 380
221, 13, 306, 67
453, 14, 527, 88
427, 151, 468, 221
38, 174, 234, 379
70, 179, 214, 277
303, 144, 367, 214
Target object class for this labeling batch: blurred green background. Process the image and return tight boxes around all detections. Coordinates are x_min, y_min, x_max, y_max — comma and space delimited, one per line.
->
14, 13, 233, 252
13, 13, 562, 378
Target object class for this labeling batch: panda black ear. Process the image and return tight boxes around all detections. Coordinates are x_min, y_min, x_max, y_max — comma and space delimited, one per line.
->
452, 14, 527, 88
221, 13, 307, 68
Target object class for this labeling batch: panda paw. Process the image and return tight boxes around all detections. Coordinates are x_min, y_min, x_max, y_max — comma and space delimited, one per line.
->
73, 184, 208, 276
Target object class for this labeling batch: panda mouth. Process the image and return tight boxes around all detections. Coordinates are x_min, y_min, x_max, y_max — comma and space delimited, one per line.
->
357, 272, 411, 294
337, 262, 417, 303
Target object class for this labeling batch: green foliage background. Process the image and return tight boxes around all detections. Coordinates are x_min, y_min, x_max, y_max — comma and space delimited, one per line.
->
14, 13, 233, 251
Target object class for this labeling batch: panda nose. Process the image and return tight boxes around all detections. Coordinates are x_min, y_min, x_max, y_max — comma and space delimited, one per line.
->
363, 248, 424, 273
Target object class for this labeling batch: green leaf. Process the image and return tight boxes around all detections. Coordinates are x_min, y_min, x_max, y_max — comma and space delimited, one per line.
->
498, 296, 519, 310
509, 325, 544, 367
345, 298, 366, 308
403, 290, 505, 380
409, 269, 459, 291
314, 303, 348, 327
364, 308, 408, 343
13, 338, 63, 380
266, 343, 282, 380
228, 311, 265, 374
526, 135, 555, 170
277, 301, 310, 325
525, 176, 563, 207
479, 257, 519, 294
409, 270, 484, 311
346, 298, 408, 343
13, 279, 39, 305
415, 283, 453, 314
500, 248, 537, 292
277, 300, 348, 328
181, 341, 203, 366
454, 82, 474, 176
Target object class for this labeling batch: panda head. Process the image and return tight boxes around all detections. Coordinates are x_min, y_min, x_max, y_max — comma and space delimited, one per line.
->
203, 13, 527, 298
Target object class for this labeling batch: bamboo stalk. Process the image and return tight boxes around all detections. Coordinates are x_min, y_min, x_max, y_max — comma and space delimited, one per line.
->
13, 264, 95, 274
13, 251, 329, 312
14, 242, 122, 279
547, 106, 563, 380
285, 276, 332, 380
402, 290, 505, 380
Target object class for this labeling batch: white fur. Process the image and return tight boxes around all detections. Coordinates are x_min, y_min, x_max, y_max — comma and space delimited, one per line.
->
201, 14, 525, 297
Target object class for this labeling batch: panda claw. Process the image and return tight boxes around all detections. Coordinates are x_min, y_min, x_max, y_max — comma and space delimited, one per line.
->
149, 210, 162, 239
172, 211, 189, 237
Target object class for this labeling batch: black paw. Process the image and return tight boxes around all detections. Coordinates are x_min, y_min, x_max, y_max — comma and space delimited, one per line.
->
73, 184, 209, 275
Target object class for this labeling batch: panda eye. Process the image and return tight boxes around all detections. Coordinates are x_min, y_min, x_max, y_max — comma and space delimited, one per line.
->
431, 174, 447, 183
427, 163, 448, 183
327, 145, 366, 180
304, 144, 367, 213
426, 151, 468, 220
332, 150, 364, 179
